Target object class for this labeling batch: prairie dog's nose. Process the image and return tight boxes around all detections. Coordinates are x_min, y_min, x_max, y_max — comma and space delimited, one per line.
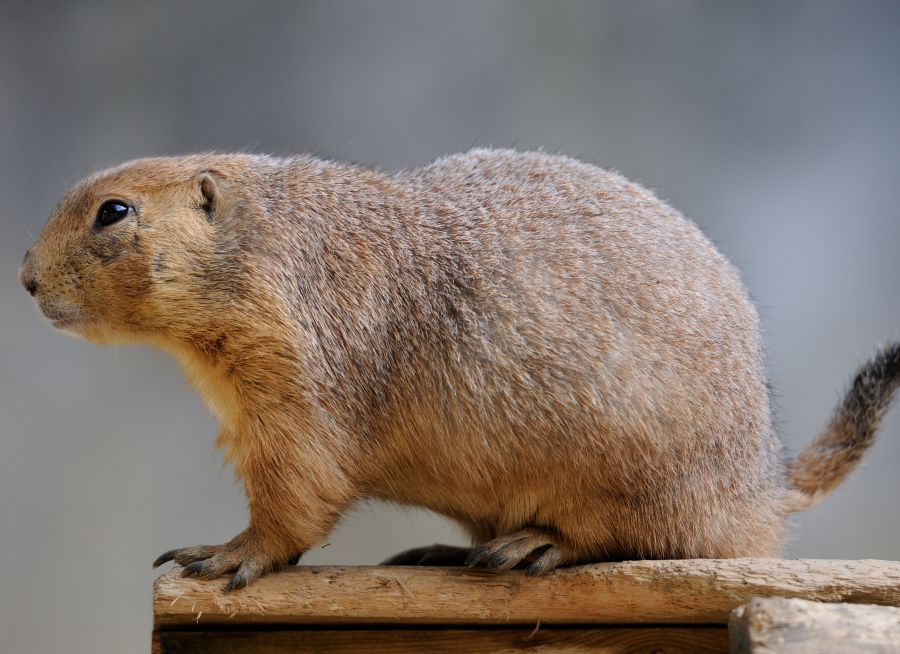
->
20, 249, 38, 296
23, 277, 38, 296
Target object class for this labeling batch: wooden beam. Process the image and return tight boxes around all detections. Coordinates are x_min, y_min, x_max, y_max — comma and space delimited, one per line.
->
152, 627, 729, 654
729, 597, 900, 653
153, 559, 900, 628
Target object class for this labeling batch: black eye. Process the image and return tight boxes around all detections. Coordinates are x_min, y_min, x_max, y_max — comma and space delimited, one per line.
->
95, 199, 132, 227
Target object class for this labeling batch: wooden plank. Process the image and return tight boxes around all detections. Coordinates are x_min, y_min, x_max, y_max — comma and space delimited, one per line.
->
153, 559, 900, 628
152, 626, 729, 653
729, 597, 900, 653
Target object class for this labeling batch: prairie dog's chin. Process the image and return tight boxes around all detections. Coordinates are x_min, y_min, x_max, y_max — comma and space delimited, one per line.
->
37, 304, 106, 342
51, 316, 86, 333
38, 302, 85, 333
48, 315, 97, 341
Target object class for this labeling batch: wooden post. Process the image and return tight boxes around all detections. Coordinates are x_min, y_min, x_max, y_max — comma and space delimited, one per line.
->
152, 559, 900, 652
729, 597, 900, 653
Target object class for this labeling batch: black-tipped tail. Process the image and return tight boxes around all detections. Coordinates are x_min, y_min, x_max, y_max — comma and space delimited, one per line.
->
787, 342, 900, 512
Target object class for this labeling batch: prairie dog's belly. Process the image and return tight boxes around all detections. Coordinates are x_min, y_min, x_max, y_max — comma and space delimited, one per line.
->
369, 385, 671, 518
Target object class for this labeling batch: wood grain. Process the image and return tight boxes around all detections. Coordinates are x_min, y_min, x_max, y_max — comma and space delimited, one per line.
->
152, 627, 729, 654
153, 559, 900, 628
730, 597, 900, 653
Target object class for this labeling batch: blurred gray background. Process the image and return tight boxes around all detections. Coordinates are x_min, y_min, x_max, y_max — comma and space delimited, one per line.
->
2, 1, 899, 652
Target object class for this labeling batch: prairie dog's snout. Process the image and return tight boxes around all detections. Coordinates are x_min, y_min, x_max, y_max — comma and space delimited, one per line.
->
20, 249, 38, 296
19, 247, 60, 322
19, 242, 85, 331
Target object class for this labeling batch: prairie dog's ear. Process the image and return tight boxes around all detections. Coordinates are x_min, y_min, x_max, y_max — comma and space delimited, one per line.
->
194, 171, 221, 219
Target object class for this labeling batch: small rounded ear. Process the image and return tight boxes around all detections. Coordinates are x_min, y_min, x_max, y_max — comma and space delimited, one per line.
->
194, 172, 220, 220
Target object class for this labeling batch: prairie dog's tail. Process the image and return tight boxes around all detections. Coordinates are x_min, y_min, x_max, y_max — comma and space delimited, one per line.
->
787, 342, 900, 512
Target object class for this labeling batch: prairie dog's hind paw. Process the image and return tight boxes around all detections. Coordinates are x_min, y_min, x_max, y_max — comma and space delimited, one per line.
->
465, 527, 578, 574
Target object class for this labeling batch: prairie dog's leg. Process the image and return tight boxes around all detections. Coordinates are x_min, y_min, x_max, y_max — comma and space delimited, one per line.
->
154, 424, 355, 590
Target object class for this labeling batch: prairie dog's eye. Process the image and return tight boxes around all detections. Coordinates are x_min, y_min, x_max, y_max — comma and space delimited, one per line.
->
95, 199, 132, 227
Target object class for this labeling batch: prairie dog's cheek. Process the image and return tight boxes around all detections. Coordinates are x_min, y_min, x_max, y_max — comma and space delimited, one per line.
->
87, 233, 128, 264
77, 250, 137, 310
75, 266, 110, 319
151, 250, 168, 276
149, 249, 182, 285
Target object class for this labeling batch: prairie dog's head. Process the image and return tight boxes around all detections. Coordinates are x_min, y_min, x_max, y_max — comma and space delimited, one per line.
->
20, 156, 238, 344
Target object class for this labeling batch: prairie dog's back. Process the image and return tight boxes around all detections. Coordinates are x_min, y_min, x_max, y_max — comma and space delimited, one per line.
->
398, 149, 770, 451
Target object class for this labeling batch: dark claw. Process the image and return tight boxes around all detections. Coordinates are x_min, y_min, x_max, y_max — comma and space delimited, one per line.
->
524, 546, 557, 576
181, 561, 206, 577
225, 569, 250, 592
153, 549, 180, 568
464, 546, 490, 568
484, 552, 508, 571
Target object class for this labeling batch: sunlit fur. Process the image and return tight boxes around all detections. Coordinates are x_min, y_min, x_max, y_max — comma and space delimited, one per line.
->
21, 149, 898, 587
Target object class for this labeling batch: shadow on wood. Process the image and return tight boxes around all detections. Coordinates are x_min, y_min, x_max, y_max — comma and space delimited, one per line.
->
153, 627, 730, 654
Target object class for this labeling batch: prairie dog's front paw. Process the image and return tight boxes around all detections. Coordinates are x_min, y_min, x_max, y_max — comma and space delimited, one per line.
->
153, 530, 301, 591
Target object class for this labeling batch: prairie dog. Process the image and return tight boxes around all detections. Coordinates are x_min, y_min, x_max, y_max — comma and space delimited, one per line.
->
20, 149, 899, 590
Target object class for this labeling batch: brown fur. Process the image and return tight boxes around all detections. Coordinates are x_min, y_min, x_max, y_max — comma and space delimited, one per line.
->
20, 149, 899, 589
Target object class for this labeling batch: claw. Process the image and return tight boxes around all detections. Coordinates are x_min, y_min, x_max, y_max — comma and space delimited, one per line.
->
482, 536, 533, 571
464, 546, 491, 568
225, 561, 258, 592
525, 546, 563, 576
224, 574, 246, 593
153, 549, 180, 568
483, 552, 507, 571
181, 561, 206, 578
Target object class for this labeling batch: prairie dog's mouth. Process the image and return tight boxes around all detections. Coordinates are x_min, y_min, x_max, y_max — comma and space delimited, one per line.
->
36, 298, 87, 332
